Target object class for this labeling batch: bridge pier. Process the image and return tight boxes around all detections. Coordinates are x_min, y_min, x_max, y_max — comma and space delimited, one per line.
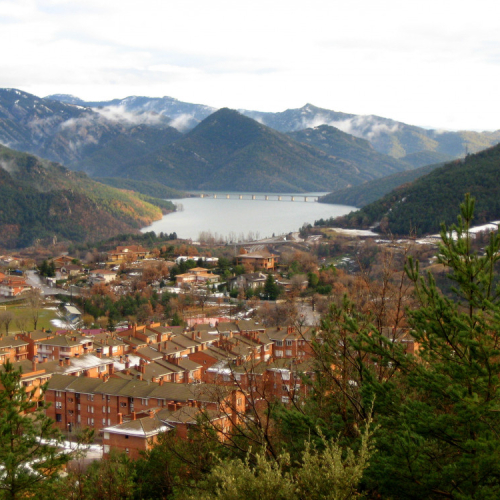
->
239, 195, 243, 200
304, 197, 308, 202
265, 195, 269, 200
278, 196, 282, 201
200, 194, 204, 198
291, 196, 295, 201
226, 194, 230, 199
214, 194, 217, 198
252, 195, 256, 200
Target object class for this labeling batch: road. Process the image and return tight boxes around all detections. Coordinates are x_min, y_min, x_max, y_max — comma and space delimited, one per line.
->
25, 271, 71, 296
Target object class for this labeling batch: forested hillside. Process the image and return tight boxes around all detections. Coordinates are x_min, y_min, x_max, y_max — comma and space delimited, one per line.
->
0, 145, 173, 248
319, 161, 445, 208
333, 144, 500, 235
287, 125, 411, 179
115, 108, 414, 192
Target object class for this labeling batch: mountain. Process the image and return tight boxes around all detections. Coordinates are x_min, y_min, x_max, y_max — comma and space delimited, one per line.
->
0, 145, 173, 248
49, 94, 500, 161
47, 94, 216, 132
287, 125, 411, 180
400, 150, 455, 169
112, 108, 415, 192
0, 89, 182, 175
318, 161, 445, 208
334, 144, 500, 236
244, 104, 500, 159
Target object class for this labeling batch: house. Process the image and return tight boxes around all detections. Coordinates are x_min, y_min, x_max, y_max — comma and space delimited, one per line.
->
35, 334, 94, 361
228, 272, 267, 291
175, 268, 220, 287
0, 336, 30, 363
106, 245, 150, 263
235, 250, 278, 271
102, 412, 169, 459
45, 374, 244, 435
89, 269, 117, 285
0, 275, 30, 297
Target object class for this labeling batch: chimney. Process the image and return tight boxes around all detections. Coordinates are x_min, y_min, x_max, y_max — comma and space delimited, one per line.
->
109, 363, 114, 375
159, 378, 164, 386
96, 348, 102, 359
140, 363, 146, 374
42, 328, 45, 333
149, 410, 155, 418
42, 356, 47, 363
32, 359, 37, 372
137, 373, 143, 381
59, 358, 64, 367
131, 411, 136, 420
191, 332, 195, 340
125, 361, 130, 369
197, 331, 201, 339
117, 413, 123, 424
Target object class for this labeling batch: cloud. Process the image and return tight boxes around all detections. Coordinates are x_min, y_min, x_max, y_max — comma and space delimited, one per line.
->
94, 105, 166, 126
0, 159, 18, 175
329, 116, 400, 141
168, 113, 199, 132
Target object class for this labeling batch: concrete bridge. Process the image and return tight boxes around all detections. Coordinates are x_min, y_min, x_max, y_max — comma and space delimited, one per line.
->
196, 193, 319, 202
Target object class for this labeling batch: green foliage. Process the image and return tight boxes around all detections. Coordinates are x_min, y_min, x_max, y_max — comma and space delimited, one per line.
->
95, 177, 185, 200
359, 195, 500, 497
0, 144, 168, 248
263, 274, 281, 300
318, 160, 445, 209
335, 144, 500, 235
0, 361, 70, 500
288, 125, 411, 184
191, 423, 373, 500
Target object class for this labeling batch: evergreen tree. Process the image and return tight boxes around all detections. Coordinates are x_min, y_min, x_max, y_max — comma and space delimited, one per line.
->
362, 194, 500, 498
0, 361, 70, 499
264, 274, 281, 301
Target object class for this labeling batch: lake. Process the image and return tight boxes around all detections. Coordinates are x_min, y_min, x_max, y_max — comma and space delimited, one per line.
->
141, 192, 357, 242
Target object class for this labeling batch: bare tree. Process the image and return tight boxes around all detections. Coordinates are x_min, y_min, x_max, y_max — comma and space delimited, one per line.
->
15, 314, 29, 334
26, 288, 43, 330
0, 310, 15, 336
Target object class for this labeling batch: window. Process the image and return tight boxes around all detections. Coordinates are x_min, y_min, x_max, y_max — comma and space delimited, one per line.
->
275, 350, 283, 357
120, 402, 127, 408
87, 394, 94, 402
55, 391, 62, 398
142, 399, 148, 406
68, 398, 73, 403
281, 396, 290, 404
282, 385, 290, 392
102, 418, 106, 425
125, 448, 129, 454
56, 414, 62, 422
103, 445, 110, 454
286, 340, 293, 346
87, 418, 94, 426
68, 410, 73, 416
102, 406, 106, 413
286, 350, 292, 356
275, 340, 283, 347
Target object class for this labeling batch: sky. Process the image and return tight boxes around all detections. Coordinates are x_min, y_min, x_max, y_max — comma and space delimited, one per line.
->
1, 0, 500, 131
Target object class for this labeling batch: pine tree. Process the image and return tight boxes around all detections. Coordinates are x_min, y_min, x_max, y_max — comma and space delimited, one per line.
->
0, 361, 70, 499
363, 194, 500, 498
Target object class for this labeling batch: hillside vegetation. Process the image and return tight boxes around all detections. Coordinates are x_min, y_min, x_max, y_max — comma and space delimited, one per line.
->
0, 145, 173, 248
319, 161, 445, 208
117, 109, 414, 192
333, 144, 500, 235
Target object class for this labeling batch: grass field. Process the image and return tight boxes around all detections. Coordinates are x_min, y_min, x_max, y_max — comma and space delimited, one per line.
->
0, 300, 60, 334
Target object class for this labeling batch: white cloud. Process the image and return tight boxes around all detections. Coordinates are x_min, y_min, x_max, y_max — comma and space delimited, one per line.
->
1, 0, 500, 130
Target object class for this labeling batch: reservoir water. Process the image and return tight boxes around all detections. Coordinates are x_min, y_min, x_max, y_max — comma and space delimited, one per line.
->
142, 192, 357, 242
